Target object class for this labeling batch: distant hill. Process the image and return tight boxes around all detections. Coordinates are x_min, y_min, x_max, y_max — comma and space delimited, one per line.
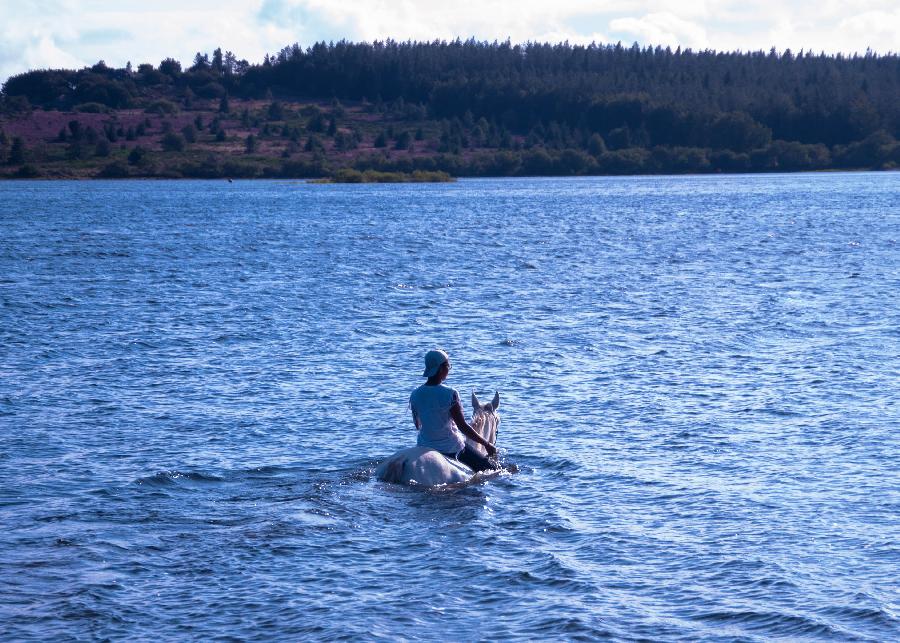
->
1, 40, 899, 178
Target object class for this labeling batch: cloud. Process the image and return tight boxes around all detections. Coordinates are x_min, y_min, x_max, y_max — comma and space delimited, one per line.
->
259, 0, 641, 45
610, 12, 708, 48
255, 0, 900, 53
839, 9, 900, 51
0, 2, 82, 81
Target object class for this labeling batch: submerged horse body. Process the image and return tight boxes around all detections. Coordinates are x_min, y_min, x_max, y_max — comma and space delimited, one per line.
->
375, 392, 501, 486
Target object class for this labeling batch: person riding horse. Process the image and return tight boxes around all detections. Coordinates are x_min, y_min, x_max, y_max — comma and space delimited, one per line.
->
409, 349, 497, 472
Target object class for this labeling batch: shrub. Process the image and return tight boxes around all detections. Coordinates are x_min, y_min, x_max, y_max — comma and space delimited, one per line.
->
835, 131, 895, 168
267, 101, 284, 120
334, 130, 359, 151
66, 140, 89, 160
144, 99, 178, 115
181, 124, 196, 143
280, 159, 326, 178
8, 137, 26, 164
394, 131, 412, 150
306, 112, 326, 133
161, 132, 186, 152
558, 149, 595, 175
752, 141, 832, 171
178, 159, 223, 178
322, 169, 454, 183
708, 149, 751, 172
304, 135, 323, 152
94, 139, 111, 157
14, 164, 40, 178
649, 146, 711, 173
74, 102, 109, 113
588, 133, 607, 156
4, 96, 32, 113
97, 161, 130, 178
596, 148, 652, 174
195, 82, 225, 99
221, 161, 260, 178
300, 104, 322, 118
128, 146, 147, 165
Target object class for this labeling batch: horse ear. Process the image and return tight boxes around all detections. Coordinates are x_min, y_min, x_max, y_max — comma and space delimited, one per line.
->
491, 391, 500, 411
472, 391, 481, 410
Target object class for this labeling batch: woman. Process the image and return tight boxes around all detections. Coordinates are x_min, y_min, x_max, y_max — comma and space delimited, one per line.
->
409, 349, 497, 472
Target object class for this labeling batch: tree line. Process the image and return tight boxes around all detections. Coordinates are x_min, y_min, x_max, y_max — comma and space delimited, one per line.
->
2, 39, 900, 175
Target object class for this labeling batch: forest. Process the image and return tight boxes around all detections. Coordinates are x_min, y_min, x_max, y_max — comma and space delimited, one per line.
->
1, 39, 899, 178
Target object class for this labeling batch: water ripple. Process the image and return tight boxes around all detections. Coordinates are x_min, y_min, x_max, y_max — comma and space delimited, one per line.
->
1, 175, 898, 640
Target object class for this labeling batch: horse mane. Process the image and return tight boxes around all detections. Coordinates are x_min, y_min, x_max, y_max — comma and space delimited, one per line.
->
470, 405, 499, 449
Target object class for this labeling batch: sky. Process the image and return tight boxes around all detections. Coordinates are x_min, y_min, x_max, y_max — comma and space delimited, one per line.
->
1, 0, 898, 83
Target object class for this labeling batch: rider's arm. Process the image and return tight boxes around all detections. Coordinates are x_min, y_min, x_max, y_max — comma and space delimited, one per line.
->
410, 394, 421, 430
450, 401, 497, 456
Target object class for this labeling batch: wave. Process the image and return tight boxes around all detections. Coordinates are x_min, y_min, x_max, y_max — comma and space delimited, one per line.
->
692, 609, 843, 638
819, 605, 899, 629
134, 470, 224, 486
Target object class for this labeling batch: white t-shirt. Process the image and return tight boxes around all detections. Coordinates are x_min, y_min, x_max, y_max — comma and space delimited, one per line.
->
409, 383, 465, 454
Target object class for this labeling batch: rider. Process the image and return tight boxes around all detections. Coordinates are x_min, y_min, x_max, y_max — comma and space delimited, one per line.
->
410, 349, 497, 472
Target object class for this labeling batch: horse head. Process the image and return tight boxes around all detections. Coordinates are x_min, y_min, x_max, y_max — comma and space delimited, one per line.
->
469, 391, 501, 455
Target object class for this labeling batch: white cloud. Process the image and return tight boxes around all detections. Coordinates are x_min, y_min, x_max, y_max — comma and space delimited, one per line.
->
257, 0, 618, 44
1, 1, 897, 85
839, 10, 900, 52
610, 12, 708, 49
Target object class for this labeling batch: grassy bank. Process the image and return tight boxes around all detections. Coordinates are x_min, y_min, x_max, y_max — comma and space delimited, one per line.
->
1, 96, 898, 180
312, 169, 454, 183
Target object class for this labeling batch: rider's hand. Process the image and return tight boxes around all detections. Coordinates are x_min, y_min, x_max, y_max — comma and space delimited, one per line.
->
485, 443, 497, 457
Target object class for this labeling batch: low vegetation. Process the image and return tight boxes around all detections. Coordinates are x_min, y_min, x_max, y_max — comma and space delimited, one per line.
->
313, 169, 455, 183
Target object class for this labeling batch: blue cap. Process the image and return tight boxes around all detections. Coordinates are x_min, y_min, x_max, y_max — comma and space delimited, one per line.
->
422, 349, 449, 377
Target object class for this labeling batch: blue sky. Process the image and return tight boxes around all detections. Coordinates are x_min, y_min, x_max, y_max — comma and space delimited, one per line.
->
1, 1, 898, 83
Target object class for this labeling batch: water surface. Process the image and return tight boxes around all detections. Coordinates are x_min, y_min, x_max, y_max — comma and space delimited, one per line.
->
1, 174, 898, 640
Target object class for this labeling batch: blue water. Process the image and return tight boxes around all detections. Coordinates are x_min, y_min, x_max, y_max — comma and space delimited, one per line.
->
1, 174, 898, 640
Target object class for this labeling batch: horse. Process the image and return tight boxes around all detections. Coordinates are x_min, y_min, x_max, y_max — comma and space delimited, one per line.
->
375, 391, 501, 486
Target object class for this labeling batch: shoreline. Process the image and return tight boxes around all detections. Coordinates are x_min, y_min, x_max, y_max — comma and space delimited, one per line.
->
0, 166, 895, 181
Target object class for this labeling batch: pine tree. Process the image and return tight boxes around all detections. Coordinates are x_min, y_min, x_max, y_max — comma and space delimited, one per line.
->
212, 48, 224, 73
9, 137, 26, 164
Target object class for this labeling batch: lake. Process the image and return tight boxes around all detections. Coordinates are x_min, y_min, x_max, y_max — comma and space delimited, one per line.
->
1, 174, 898, 640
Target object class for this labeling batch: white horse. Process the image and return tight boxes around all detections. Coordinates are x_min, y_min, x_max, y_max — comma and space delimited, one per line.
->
375, 391, 501, 486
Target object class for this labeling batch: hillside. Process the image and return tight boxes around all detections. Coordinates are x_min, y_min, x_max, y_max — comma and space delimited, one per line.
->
1, 40, 899, 178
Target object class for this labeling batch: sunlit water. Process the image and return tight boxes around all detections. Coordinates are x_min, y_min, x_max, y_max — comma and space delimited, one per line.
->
1, 175, 898, 641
